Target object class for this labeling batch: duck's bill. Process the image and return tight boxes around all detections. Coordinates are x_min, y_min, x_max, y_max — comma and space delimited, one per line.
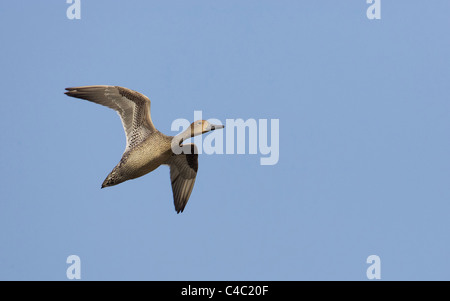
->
210, 124, 225, 131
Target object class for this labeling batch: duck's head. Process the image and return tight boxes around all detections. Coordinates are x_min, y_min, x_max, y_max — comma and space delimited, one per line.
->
190, 120, 224, 136
172, 120, 225, 154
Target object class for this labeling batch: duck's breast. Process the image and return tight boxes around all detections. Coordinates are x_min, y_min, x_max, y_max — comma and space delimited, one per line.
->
123, 134, 172, 179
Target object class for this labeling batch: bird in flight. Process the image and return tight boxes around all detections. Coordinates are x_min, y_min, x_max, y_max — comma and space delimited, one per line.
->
65, 85, 224, 213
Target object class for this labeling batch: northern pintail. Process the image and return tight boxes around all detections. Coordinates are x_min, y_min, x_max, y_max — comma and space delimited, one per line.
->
65, 85, 224, 213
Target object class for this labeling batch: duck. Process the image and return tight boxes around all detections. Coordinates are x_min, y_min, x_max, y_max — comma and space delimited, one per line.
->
64, 85, 224, 213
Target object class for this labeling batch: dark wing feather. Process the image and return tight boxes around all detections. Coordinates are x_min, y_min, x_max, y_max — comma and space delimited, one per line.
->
166, 144, 198, 213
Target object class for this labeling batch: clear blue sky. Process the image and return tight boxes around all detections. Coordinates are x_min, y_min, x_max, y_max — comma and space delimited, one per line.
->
0, 1, 449, 280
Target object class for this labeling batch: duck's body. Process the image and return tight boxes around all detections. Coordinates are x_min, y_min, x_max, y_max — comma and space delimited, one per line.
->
64, 85, 223, 213
102, 131, 172, 187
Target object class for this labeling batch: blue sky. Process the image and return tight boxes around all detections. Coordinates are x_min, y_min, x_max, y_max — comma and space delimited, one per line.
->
0, 1, 449, 280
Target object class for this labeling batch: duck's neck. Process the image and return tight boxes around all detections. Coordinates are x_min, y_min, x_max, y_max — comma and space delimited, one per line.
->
171, 127, 194, 154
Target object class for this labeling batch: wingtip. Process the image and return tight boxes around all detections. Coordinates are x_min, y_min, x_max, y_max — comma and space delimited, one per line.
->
64, 87, 76, 96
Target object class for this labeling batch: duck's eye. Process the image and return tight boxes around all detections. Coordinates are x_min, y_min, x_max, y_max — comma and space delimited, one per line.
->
197, 122, 202, 125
